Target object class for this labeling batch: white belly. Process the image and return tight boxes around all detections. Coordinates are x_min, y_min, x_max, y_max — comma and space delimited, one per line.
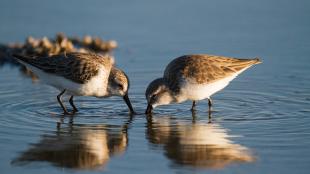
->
180, 75, 238, 101
22, 63, 108, 97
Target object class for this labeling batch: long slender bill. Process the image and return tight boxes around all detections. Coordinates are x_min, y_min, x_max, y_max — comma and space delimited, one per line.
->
123, 93, 135, 114
145, 104, 153, 114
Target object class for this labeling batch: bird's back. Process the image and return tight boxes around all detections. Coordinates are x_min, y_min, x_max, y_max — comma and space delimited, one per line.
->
164, 54, 260, 84
13, 52, 114, 84
163, 54, 261, 93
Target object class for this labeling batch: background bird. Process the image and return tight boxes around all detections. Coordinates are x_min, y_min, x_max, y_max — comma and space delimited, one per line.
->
13, 52, 134, 114
145, 54, 261, 115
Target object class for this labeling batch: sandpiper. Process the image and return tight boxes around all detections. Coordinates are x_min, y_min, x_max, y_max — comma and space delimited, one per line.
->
13, 52, 134, 114
145, 54, 261, 114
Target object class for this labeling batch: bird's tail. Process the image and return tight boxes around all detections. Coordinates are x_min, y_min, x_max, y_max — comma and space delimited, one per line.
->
11, 54, 31, 63
252, 57, 262, 65
10, 54, 38, 68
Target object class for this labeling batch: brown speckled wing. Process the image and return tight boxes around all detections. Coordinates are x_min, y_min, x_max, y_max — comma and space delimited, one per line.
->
23, 52, 114, 84
163, 54, 260, 91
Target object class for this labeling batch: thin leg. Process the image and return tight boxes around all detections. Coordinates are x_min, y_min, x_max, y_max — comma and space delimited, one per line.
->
208, 98, 212, 120
191, 101, 196, 111
208, 98, 212, 110
191, 108, 197, 123
69, 96, 78, 112
208, 111, 212, 123
57, 89, 71, 115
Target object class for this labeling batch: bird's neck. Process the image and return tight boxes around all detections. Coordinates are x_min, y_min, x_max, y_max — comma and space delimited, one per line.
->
173, 93, 188, 103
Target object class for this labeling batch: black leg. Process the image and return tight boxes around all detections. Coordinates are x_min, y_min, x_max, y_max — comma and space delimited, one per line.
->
191, 101, 196, 111
69, 95, 78, 112
57, 89, 73, 115
208, 98, 212, 120
208, 111, 212, 123
191, 108, 197, 123
208, 98, 212, 110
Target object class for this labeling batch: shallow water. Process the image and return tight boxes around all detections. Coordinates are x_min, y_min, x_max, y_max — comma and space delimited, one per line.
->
1, 0, 310, 173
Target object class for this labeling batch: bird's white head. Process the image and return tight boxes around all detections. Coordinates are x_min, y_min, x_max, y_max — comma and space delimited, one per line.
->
108, 67, 134, 113
145, 78, 174, 114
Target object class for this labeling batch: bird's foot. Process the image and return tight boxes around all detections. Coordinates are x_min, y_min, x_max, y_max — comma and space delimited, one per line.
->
63, 110, 76, 115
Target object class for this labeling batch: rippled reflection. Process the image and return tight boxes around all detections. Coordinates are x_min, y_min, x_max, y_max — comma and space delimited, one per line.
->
11, 116, 131, 170
146, 115, 254, 169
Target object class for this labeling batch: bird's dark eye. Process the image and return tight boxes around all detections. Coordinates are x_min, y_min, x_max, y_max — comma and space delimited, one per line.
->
151, 94, 157, 100
118, 84, 123, 89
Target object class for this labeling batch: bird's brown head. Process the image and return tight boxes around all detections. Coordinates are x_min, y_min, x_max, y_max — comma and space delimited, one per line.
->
108, 67, 134, 113
145, 78, 174, 114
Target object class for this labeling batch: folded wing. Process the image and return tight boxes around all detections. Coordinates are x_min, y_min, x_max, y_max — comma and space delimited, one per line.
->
164, 55, 261, 90
13, 52, 114, 84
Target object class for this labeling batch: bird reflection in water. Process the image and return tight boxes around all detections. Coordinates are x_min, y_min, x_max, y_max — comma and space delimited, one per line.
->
146, 114, 255, 169
11, 116, 132, 170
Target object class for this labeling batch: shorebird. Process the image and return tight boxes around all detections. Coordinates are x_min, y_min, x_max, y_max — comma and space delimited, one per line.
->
13, 52, 134, 114
145, 54, 261, 114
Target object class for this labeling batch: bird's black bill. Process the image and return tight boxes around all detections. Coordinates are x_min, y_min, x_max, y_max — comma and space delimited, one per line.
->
145, 104, 153, 114
123, 93, 135, 114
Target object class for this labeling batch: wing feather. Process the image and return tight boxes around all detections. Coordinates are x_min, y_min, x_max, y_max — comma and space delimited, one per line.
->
13, 52, 114, 84
163, 55, 261, 91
